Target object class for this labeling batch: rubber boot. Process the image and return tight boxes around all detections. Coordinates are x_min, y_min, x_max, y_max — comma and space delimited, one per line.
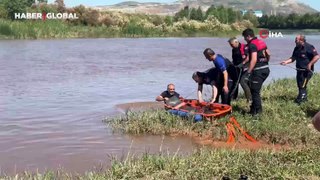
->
239, 175, 248, 180
295, 92, 307, 105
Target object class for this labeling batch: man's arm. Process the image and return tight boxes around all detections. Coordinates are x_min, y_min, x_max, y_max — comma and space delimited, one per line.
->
156, 92, 168, 101
210, 84, 218, 103
173, 102, 186, 110
308, 54, 320, 70
280, 58, 293, 65
222, 70, 229, 93
265, 48, 271, 61
248, 52, 257, 73
156, 95, 165, 101
197, 84, 204, 103
281, 47, 297, 65
307, 46, 319, 70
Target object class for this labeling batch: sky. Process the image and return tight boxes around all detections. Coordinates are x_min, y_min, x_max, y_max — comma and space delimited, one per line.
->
47, 0, 320, 11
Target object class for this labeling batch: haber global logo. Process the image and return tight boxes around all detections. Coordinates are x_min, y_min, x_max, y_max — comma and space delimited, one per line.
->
14, 13, 78, 20
259, 29, 284, 39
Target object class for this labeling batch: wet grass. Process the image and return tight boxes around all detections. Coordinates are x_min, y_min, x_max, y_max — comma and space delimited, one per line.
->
1, 148, 320, 179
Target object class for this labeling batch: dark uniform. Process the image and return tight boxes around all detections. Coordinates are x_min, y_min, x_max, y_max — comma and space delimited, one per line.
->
247, 37, 270, 115
291, 42, 318, 103
231, 43, 247, 66
212, 55, 238, 105
231, 43, 251, 101
196, 68, 222, 103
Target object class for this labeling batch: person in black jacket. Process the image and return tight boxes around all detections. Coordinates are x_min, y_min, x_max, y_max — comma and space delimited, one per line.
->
228, 37, 251, 102
242, 28, 271, 116
281, 34, 319, 104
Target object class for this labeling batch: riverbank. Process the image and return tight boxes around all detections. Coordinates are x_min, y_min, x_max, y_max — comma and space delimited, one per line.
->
0, 18, 246, 39
2, 72, 319, 179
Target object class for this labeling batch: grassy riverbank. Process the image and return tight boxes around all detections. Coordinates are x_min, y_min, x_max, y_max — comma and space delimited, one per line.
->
1, 147, 320, 179
1, 74, 320, 179
0, 18, 247, 39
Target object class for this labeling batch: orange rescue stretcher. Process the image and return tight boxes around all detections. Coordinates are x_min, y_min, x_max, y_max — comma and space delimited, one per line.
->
166, 98, 257, 143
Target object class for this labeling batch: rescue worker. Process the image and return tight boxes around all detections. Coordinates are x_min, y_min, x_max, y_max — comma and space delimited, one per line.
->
281, 34, 319, 104
228, 37, 251, 102
192, 68, 222, 104
203, 48, 238, 105
242, 28, 270, 116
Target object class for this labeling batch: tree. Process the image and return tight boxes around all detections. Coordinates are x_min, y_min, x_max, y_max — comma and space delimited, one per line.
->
55, 0, 65, 13
174, 6, 189, 21
243, 10, 258, 27
3, 0, 28, 20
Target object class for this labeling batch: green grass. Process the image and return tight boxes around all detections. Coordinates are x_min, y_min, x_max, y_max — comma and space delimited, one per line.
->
1, 148, 320, 179
0, 19, 242, 39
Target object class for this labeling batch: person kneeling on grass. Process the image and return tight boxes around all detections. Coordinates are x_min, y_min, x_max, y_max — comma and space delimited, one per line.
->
156, 83, 202, 122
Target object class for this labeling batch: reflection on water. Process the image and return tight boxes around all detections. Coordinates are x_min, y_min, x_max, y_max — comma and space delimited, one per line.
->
0, 37, 319, 174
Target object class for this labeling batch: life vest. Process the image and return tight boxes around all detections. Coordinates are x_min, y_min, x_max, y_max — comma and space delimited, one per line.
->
239, 43, 247, 60
249, 38, 269, 63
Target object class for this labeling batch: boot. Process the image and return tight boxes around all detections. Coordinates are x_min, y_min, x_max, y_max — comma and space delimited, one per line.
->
249, 106, 262, 116
239, 175, 248, 180
295, 93, 307, 105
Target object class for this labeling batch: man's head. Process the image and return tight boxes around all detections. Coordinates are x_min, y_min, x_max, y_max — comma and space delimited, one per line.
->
242, 28, 255, 43
192, 72, 203, 83
203, 48, 216, 61
295, 34, 306, 47
228, 37, 240, 48
167, 83, 175, 95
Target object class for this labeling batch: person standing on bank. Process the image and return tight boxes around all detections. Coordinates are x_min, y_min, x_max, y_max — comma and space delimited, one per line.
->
203, 48, 237, 105
228, 37, 251, 102
242, 28, 270, 116
281, 34, 319, 104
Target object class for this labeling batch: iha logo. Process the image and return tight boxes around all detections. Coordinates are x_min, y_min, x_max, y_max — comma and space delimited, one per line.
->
259, 29, 284, 39
14, 13, 78, 21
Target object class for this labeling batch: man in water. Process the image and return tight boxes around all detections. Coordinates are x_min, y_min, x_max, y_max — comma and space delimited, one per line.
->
281, 34, 319, 104
156, 83, 180, 103
156, 83, 202, 122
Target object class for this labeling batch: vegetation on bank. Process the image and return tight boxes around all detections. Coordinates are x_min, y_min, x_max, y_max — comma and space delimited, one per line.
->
1, 147, 320, 179
2, 0, 320, 39
0, 1, 254, 39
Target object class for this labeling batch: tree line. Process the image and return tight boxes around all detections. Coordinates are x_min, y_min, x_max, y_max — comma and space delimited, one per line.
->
174, 5, 259, 26
258, 13, 320, 29
175, 5, 320, 29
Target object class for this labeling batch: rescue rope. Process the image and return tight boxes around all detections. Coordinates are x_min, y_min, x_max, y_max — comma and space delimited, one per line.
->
225, 116, 257, 143
269, 63, 314, 74
230, 67, 243, 99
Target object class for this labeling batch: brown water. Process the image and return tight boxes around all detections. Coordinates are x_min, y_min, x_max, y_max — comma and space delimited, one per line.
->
1, 36, 320, 175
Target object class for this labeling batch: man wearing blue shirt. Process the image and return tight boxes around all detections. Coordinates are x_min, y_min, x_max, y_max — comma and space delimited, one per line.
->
203, 48, 237, 105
